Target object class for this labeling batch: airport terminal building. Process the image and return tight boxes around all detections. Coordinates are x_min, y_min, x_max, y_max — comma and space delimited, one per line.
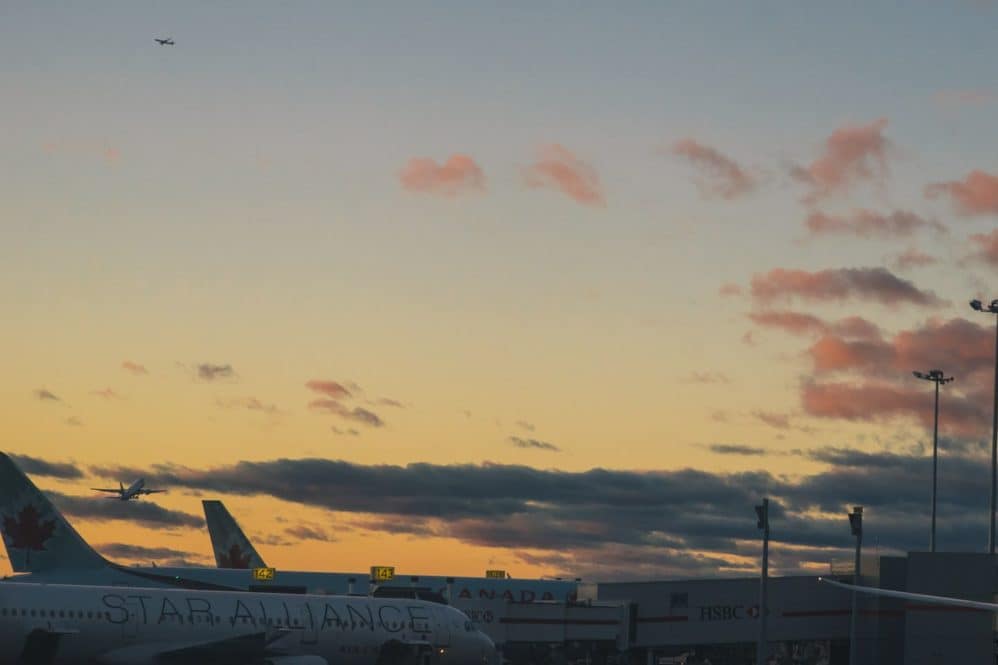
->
491, 552, 998, 665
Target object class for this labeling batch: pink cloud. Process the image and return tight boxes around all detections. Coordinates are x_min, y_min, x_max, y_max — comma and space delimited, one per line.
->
308, 399, 384, 427
792, 118, 890, 202
91, 387, 121, 400
399, 154, 485, 197
752, 411, 791, 429
672, 139, 755, 199
524, 144, 604, 207
748, 311, 881, 340
970, 229, 998, 267
305, 380, 352, 399
121, 361, 148, 375
925, 170, 998, 216
833, 316, 882, 340
893, 247, 938, 271
748, 310, 827, 336
750, 267, 944, 307
801, 380, 988, 438
808, 335, 892, 373
806, 317, 994, 380
805, 209, 944, 238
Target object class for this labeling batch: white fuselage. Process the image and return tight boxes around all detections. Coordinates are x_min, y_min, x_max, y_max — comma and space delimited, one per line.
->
120, 479, 144, 500
0, 582, 493, 665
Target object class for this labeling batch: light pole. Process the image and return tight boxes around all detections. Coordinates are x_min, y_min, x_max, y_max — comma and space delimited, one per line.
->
848, 506, 863, 665
755, 498, 770, 665
970, 298, 998, 554
913, 369, 954, 553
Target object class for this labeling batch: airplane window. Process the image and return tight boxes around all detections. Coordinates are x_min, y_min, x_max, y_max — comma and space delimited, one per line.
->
30, 610, 36, 617
1, 609, 6, 616
59, 611, 64, 618
87, 611, 93, 619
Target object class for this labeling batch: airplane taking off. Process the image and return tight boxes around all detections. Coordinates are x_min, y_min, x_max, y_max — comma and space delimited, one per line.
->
91, 478, 166, 501
0, 581, 494, 665
154, 38, 174, 45
0, 450, 576, 646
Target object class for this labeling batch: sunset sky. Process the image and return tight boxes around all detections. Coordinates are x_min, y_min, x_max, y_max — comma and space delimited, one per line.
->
3, 2, 998, 582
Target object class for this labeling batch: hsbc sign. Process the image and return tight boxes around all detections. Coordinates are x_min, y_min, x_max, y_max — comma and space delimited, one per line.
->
699, 605, 764, 621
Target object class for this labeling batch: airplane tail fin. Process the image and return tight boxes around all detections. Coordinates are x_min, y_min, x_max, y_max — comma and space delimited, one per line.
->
202, 499, 267, 569
0, 452, 107, 572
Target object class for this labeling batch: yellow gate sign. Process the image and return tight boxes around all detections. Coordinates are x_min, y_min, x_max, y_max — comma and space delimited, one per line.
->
371, 566, 395, 582
485, 569, 507, 579
252, 567, 276, 582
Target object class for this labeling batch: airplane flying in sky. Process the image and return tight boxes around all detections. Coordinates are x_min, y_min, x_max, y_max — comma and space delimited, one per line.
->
154, 37, 174, 45
91, 478, 166, 501
0, 580, 494, 665
0, 454, 576, 605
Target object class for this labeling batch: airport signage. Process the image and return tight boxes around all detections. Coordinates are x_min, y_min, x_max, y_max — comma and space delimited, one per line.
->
698, 604, 764, 621
485, 569, 507, 579
371, 566, 395, 582
251, 567, 275, 582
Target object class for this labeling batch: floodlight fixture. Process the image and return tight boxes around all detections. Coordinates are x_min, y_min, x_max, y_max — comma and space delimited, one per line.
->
969, 297, 998, 554
913, 369, 954, 552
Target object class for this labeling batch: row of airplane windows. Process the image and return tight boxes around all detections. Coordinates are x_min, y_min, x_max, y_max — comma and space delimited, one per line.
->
0, 608, 307, 626
3, 609, 112, 620
0, 608, 447, 634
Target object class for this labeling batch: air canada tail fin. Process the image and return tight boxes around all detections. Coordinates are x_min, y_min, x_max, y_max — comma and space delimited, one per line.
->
0, 452, 107, 572
202, 499, 267, 569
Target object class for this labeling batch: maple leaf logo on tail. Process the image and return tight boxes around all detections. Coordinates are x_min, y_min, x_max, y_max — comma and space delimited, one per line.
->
219, 543, 251, 569
2, 504, 56, 565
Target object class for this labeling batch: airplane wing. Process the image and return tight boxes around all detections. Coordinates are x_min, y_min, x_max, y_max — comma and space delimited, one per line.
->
138, 488, 167, 495
91, 488, 122, 493
819, 577, 998, 612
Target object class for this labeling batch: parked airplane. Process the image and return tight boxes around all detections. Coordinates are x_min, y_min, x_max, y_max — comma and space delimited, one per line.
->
0, 580, 494, 665
154, 37, 174, 45
820, 577, 998, 611
0, 453, 577, 608
203, 499, 266, 569
200, 498, 577, 600
92, 478, 166, 501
